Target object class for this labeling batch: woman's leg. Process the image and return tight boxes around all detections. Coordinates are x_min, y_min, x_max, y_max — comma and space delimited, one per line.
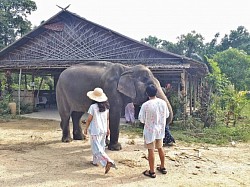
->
91, 134, 114, 167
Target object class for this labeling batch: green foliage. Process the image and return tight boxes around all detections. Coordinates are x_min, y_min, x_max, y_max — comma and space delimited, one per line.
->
142, 31, 206, 58
120, 123, 143, 138
203, 57, 249, 126
161, 40, 182, 55
203, 33, 220, 58
169, 93, 184, 120
217, 26, 250, 55
141, 35, 162, 48
213, 48, 250, 91
4, 71, 13, 92
223, 89, 249, 126
176, 30, 205, 58
19, 102, 33, 114
2, 70, 14, 102
0, 0, 37, 49
142, 26, 250, 63
0, 94, 10, 115
1, 72, 54, 91
200, 58, 229, 125
0, 71, 53, 115
120, 114, 250, 145
172, 113, 250, 145
0, 113, 23, 121
0, 77, 2, 96
242, 95, 250, 117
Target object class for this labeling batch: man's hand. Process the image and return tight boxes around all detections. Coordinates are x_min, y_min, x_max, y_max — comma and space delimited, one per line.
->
84, 128, 88, 135
106, 129, 110, 136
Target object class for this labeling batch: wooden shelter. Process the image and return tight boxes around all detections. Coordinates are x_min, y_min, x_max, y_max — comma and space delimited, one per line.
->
0, 8, 208, 115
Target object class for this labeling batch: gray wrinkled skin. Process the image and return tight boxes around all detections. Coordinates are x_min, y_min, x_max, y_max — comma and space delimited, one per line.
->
56, 61, 173, 150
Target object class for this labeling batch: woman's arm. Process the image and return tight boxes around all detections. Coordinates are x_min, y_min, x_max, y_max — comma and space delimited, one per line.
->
106, 112, 110, 136
84, 114, 93, 135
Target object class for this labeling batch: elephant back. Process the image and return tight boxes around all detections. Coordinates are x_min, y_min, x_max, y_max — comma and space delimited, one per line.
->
56, 61, 126, 116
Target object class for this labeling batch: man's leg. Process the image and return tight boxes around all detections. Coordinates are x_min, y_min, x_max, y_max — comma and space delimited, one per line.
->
148, 149, 155, 172
158, 147, 165, 168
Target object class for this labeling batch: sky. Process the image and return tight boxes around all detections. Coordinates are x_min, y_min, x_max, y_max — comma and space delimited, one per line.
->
27, 0, 250, 43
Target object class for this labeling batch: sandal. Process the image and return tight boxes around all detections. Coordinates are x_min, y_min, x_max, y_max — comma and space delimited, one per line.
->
105, 162, 112, 174
156, 166, 167, 174
90, 161, 98, 166
143, 170, 156, 178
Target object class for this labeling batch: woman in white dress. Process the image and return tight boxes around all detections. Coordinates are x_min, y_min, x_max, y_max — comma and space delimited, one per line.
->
84, 87, 116, 174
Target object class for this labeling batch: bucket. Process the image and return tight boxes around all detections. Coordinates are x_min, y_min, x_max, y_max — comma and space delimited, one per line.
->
8, 102, 17, 115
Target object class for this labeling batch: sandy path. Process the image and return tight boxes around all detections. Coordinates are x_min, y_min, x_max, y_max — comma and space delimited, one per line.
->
0, 118, 249, 187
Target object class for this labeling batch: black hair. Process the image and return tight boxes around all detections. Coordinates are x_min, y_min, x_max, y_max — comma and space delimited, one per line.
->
92, 100, 110, 112
146, 84, 157, 97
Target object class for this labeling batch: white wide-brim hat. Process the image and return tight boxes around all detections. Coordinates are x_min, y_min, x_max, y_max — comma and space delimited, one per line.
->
87, 87, 108, 102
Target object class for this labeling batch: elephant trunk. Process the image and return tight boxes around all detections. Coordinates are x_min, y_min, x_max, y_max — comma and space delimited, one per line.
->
157, 87, 173, 125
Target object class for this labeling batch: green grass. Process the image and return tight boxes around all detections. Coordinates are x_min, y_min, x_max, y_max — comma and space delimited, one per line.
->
120, 123, 143, 139
171, 115, 250, 145
171, 123, 250, 145
120, 102, 250, 145
0, 114, 19, 122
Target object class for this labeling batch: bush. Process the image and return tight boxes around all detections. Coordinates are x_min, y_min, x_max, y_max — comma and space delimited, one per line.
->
0, 94, 11, 115
19, 102, 33, 114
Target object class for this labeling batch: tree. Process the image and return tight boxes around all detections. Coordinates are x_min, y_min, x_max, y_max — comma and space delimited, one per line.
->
213, 48, 250, 91
0, 0, 37, 49
203, 57, 248, 127
204, 32, 220, 58
200, 57, 228, 127
141, 35, 162, 48
141, 31, 206, 59
175, 30, 205, 58
160, 40, 182, 55
217, 26, 250, 54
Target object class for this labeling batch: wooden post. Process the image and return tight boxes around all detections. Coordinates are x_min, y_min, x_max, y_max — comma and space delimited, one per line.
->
193, 77, 197, 111
189, 75, 193, 115
181, 70, 187, 119
32, 73, 35, 110
24, 74, 27, 89
18, 68, 22, 115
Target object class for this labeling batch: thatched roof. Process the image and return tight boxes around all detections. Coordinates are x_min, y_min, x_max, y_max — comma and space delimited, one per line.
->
0, 9, 208, 76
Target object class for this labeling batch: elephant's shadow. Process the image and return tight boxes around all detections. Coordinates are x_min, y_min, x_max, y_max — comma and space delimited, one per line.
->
3, 136, 151, 184
55, 142, 116, 178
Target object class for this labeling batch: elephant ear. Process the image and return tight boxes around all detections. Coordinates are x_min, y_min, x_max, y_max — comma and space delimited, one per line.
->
117, 71, 136, 98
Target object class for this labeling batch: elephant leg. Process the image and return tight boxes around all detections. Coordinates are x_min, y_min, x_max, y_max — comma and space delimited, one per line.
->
60, 116, 72, 143
71, 111, 85, 140
108, 109, 122, 151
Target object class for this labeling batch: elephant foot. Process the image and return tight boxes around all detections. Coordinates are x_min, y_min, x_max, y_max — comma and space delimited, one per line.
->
108, 142, 122, 151
62, 136, 73, 143
73, 133, 85, 140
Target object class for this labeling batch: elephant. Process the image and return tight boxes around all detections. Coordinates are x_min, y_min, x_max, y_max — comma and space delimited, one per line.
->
56, 61, 173, 150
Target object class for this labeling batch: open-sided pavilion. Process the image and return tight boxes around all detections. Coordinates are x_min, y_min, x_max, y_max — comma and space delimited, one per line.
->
0, 8, 208, 115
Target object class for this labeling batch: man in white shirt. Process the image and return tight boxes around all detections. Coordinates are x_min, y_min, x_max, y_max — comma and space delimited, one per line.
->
139, 84, 169, 178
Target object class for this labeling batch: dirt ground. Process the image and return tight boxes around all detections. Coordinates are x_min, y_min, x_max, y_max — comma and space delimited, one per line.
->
0, 118, 249, 187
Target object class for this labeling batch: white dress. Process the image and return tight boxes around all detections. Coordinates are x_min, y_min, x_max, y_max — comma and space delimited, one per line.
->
87, 104, 114, 166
